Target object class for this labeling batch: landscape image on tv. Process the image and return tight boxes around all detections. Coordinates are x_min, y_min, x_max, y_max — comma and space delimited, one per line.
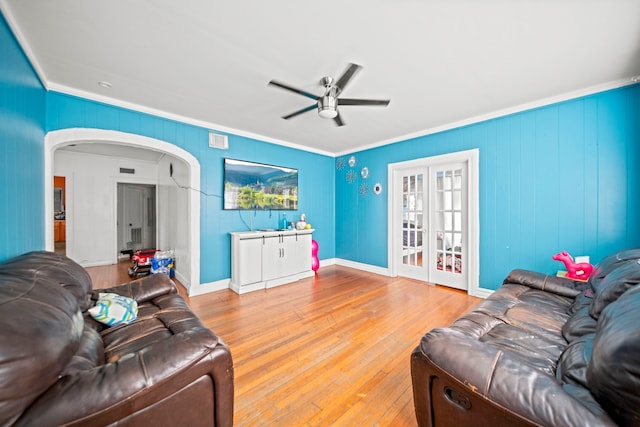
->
224, 158, 298, 210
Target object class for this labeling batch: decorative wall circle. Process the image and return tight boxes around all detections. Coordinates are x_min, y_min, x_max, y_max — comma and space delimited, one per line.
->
346, 169, 356, 183
373, 182, 383, 195
348, 156, 356, 167
360, 166, 369, 179
335, 157, 345, 170
359, 183, 369, 196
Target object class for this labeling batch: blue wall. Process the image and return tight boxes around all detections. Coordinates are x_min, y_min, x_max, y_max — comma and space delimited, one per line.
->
0, 13, 46, 261
2, 12, 638, 291
336, 85, 640, 290
46, 92, 335, 284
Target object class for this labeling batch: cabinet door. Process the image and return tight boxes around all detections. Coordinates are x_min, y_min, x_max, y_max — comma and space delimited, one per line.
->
237, 237, 263, 286
284, 233, 311, 276
262, 235, 283, 281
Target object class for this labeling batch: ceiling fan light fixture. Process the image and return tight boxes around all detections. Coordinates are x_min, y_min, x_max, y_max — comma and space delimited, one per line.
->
269, 63, 389, 125
318, 96, 338, 119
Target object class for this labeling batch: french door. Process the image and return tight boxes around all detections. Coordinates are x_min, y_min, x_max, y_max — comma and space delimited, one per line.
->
390, 150, 478, 292
396, 169, 427, 280
428, 163, 467, 290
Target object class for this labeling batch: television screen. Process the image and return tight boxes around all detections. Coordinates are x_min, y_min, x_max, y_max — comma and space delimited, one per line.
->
224, 158, 298, 210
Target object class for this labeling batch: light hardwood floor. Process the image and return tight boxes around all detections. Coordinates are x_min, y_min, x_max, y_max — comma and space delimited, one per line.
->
86, 261, 481, 427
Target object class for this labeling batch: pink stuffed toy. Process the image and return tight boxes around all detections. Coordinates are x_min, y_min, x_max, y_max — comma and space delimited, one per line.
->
552, 250, 593, 281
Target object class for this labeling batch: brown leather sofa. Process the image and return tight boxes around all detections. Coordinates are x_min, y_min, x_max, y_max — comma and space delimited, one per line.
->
411, 248, 640, 427
0, 251, 234, 427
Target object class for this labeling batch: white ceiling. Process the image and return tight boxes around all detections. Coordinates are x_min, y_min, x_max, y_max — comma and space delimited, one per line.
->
2, 1, 640, 156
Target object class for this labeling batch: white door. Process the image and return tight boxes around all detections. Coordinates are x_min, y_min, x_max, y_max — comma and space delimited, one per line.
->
395, 169, 427, 281
428, 163, 467, 290
389, 150, 478, 293
118, 184, 156, 253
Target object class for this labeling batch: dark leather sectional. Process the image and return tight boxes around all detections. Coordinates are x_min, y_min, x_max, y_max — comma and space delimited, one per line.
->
0, 251, 233, 427
411, 248, 640, 427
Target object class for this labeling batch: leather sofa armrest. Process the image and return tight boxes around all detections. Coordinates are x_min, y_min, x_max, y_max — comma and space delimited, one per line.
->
93, 273, 177, 303
503, 269, 588, 297
414, 328, 616, 427
16, 327, 234, 427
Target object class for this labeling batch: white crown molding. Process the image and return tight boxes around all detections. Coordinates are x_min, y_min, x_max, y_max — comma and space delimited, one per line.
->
47, 82, 336, 158
334, 78, 638, 157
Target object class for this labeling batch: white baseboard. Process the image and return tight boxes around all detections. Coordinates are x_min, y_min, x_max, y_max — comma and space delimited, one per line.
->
188, 278, 230, 297
79, 259, 114, 268
469, 287, 494, 299
334, 258, 391, 276
318, 258, 336, 267
174, 269, 190, 290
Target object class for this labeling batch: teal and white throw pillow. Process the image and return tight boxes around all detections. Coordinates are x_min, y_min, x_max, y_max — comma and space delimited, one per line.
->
89, 293, 138, 326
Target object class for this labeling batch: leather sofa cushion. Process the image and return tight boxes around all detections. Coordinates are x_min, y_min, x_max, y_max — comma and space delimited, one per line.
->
60, 324, 105, 377
588, 284, 640, 426
562, 291, 596, 343
589, 259, 640, 319
556, 333, 593, 388
588, 248, 640, 289
0, 273, 83, 426
563, 302, 597, 343
0, 251, 93, 311
452, 284, 573, 376
561, 383, 613, 421
504, 269, 588, 297
567, 290, 594, 315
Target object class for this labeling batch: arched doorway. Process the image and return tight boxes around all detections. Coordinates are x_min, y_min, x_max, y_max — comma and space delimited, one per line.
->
44, 128, 200, 291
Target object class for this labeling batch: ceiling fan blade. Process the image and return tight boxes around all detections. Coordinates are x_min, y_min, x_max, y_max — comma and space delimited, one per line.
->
333, 113, 345, 127
282, 104, 317, 120
334, 63, 362, 93
268, 80, 319, 100
338, 98, 390, 106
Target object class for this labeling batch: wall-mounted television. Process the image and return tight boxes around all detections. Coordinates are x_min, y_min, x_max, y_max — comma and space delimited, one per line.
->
223, 158, 298, 210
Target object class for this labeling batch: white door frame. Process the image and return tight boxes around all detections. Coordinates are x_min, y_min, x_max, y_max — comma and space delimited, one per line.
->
44, 128, 200, 292
388, 149, 485, 298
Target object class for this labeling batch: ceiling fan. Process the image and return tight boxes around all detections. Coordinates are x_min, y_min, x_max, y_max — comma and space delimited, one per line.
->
268, 63, 390, 126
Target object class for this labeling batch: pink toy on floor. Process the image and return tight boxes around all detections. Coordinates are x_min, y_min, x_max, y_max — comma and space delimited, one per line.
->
311, 240, 320, 272
552, 250, 593, 281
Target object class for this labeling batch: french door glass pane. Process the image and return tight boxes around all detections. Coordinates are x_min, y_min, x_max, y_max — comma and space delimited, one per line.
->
433, 167, 464, 276
402, 173, 423, 267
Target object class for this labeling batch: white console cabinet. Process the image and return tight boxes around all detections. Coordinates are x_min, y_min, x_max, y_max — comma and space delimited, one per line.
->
230, 229, 314, 294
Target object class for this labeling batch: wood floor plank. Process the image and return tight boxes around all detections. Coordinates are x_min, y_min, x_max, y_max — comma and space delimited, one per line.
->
86, 261, 481, 426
